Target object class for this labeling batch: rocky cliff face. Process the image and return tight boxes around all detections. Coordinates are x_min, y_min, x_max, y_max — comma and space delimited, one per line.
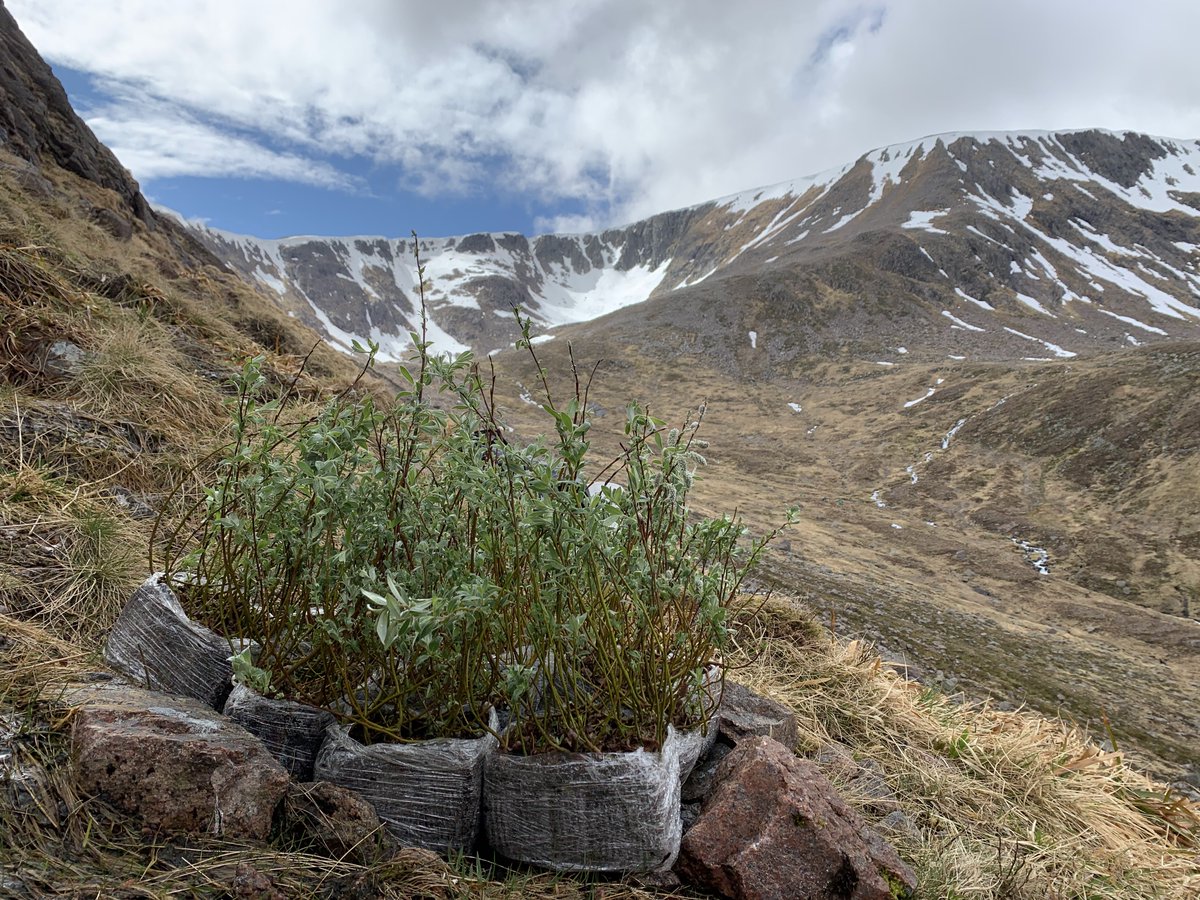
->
186, 129, 1200, 361
0, 2, 151, 225
181, 203, 712, 360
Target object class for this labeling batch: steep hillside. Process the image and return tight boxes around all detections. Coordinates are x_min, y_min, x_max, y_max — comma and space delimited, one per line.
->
1, 4, 1198, 897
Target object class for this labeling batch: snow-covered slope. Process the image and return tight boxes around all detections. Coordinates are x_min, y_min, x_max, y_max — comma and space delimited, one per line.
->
183, 129, 1200, 359
180, 225, 685, 359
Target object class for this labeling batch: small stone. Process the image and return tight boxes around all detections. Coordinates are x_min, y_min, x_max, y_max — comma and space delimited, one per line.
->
283, 781, 393, 864
718, 681, 799, 749
0, 874, 32, 898
814, 741, 862, 783
628, 868, 683, 892
90, 206, 134, 240
682, 738, 734, 803
877, 810, 922, 842
1, 760, 57, 828
105, 486, 157, 520
230, 863, 285, 900
844, 768, 900, 814
43, 340, 88, 378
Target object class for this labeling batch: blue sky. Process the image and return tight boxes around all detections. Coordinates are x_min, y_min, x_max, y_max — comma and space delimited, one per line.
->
13, 1, 1200, 241
51, 64, 588, 239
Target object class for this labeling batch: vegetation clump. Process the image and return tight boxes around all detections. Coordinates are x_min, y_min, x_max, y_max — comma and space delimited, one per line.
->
160, 241, 779, 751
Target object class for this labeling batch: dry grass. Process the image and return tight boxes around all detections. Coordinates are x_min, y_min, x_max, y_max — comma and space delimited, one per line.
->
64, 316, 224, 432
727, 595, 1200, 899
2, 162, 1198, 899
0, 486, 144, 645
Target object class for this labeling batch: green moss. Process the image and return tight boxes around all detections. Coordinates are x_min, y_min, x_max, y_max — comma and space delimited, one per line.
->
885, 870, 914, 899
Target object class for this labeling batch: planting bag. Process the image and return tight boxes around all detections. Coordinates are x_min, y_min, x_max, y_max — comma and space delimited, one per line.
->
313, 714, 497, 853
677, 665, 723, 782
677, 718, 720, 783
223, 684, 335, 781
483, 727, 683, 873
103, 574, 233, 709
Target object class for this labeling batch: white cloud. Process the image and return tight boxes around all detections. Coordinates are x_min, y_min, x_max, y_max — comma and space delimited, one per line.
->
10, 0, 1200, 231
532, 212, 602, 235
84, 90, 356, 188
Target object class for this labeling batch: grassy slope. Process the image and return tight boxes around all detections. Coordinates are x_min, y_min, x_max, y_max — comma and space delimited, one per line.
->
486, 286, 1200, 784
1, 160, 1198, 898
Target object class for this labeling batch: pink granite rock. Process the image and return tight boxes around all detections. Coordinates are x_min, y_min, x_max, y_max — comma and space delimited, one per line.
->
70, 682, 289, 841
677, 736, 915, 900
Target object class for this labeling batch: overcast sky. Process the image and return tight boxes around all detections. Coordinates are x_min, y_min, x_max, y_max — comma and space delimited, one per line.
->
10, 0, 1200, 238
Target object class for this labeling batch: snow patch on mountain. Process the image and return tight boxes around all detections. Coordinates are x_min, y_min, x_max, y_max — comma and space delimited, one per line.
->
903, 210, 951, 233
180, 128, 1200, 358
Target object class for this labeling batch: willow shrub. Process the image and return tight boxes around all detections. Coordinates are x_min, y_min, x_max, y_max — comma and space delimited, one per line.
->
490, 375, 787, 754
160, 247, 788, 750
162, 343, 497, 740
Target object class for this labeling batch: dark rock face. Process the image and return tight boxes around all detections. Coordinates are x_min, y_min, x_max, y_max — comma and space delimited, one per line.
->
604, 205, 709, 271
0, 5, 151, 223
677, 736, 916, 900
457, 232, 497, 254
1056, 130, 1166, 190
533, 234, 596, 274
718, 680, 800, 749
69, 682, 290, 841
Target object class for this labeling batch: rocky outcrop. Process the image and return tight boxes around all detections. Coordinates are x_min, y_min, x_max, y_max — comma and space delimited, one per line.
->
677, 736, 916, 900
69, 682, 290, 840
0, 4, 151, 223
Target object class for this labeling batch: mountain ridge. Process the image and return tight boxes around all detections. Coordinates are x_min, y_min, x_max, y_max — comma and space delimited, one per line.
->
184, 127, 1200, 361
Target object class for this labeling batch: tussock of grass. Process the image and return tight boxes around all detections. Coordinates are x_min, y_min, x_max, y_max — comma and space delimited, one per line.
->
65, 317, 223, 433
0, 453, 148, 644
728, 595, 1200, 899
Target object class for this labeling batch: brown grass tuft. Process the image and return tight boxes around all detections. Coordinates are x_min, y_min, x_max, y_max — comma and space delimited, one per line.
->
728, 594, 1200, 899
